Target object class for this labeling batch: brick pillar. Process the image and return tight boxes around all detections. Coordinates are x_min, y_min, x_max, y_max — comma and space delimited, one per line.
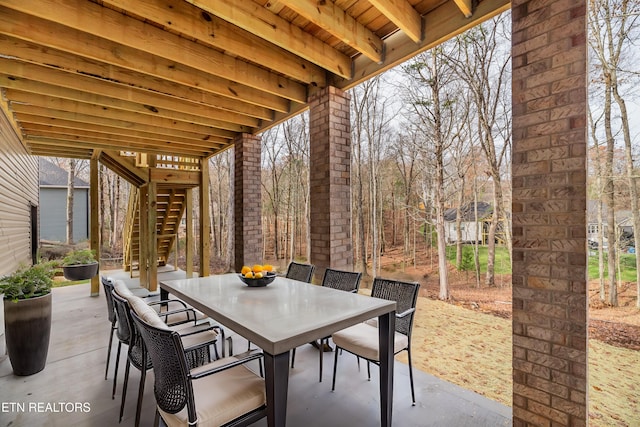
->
234, 133, 263, 272
309, 86, 352, 280
511, 2, 588, 426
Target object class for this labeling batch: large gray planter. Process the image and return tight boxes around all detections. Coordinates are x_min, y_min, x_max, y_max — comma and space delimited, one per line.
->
4, 292, 52, 376
62, 262, 99, 281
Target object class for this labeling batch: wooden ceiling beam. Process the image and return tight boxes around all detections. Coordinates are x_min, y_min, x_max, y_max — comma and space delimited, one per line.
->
1, 80, 251, 133
15, 115, 228, 148
274, 0, 383, 63
21, 124, 226, 153
186, 0, 353, 79
26, 144, 94, 159
26, 134, 215, 157
0, 1, 307, 102
453, 0, 474, 18
99, 151, 148, 186
338, 0, 510, 91
12, 106, 231, 143
0, 35, 273, 120
0, 59, 263, 128
367, 0, 422, 43
101, 0, 325, 86
0, 20, 290, 113
8, 99, 236, 140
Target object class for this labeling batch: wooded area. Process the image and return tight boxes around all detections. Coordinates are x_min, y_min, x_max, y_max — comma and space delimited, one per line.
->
53, 1, 639, 307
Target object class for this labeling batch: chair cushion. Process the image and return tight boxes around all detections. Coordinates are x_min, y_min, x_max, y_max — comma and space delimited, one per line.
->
159, 359, 265, 427
113, 280, 135, 299
178, 328, 218, 348
129, 296, 169, 330
332, 322, 408, 362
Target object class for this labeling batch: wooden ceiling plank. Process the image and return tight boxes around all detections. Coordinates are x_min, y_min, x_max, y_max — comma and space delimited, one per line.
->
14, 110, 222, 145
186, 0, 353, 79
8, 98, 236, 140
15, 114, 228, 147
0, 22, 289, 113
453, 0, 474, 18
0, 1, 306, 103
275, 0, 383, 63
101, 0, 325, 86
0, 34, 274, 120
367, 0, 422, 42
26, 143, 93, 159
0, 59, 263, 128
21, 124, 226, 153
26, 134, 216, 157
0, 79, 251, 133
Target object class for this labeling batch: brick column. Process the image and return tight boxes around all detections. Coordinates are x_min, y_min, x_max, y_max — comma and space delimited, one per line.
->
309, 86, 352, 280
511, 2, 588, 426
234, 133, 263, 272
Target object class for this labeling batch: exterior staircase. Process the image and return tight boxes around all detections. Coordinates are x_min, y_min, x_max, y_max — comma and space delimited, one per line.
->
122, 185, 188, 275
100, 151, 201, 278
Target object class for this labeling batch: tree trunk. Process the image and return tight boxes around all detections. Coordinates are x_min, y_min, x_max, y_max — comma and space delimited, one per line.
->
66, 158, 75, 245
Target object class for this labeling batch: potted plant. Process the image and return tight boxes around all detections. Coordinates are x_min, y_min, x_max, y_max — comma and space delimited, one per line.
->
0, 262, 57, 375
61, 248, 99, 281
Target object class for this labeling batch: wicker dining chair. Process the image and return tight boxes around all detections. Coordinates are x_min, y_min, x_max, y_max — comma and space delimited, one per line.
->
101, 276, 118, 381
331, 277, 420, 405
290, 268, 362, 382
131, 307, 267, 427
112, 287, 220, 426
285, 261, 315, 283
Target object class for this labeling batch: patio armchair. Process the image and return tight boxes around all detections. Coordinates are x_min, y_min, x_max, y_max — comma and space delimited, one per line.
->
112, 289, 220, 427
290, 268, 362, 382
131, 304, 267, 427
331, 277, 420, 405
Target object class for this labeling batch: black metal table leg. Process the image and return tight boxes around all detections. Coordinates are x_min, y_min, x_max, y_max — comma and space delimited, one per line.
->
264, 351, 290, 427
378, 311, 395, 427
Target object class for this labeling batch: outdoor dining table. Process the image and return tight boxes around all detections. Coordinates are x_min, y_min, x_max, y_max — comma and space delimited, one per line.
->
160, 273, 397, 427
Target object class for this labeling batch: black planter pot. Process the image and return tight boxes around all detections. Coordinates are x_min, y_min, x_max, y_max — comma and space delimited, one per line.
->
4, 292, 52, 376
62, 262, 99, 281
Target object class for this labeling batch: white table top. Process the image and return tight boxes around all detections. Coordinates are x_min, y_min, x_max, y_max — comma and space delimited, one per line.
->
160, 273, 396, 355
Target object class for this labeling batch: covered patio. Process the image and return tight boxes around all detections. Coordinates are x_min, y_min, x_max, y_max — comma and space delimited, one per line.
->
0, 271, 511, 426
0, 0, 590, 425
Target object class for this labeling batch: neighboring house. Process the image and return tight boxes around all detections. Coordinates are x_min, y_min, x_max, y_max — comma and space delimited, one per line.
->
586, 200, 635, 248
443, 201, 493, 244
39, 158, 90, 243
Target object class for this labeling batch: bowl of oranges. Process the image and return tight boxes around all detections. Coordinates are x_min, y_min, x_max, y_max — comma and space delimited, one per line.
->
239, 264, 276, 287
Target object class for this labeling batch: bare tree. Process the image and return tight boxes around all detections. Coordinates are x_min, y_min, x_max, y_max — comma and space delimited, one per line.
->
350, 76, 397, 277
445, 16, 512, 286
588, 0, 640, 305
66, 158, 75, 245
401, 48, 463, 300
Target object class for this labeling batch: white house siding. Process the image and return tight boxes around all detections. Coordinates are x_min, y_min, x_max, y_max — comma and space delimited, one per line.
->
0, 108, 39, 357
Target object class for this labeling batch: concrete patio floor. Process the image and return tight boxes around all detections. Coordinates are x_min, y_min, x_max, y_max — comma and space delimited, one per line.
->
0, 268, 512, 426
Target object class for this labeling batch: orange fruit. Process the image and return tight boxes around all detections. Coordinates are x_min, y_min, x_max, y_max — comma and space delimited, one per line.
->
252, 264, 263, 273
241, 266, 252, 275
263, 264, 274, 272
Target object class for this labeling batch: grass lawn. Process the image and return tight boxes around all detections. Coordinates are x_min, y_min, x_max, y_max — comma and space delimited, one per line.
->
445, 245, 512, 275
446, 244, 639, 282
588, 252, 637, 282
